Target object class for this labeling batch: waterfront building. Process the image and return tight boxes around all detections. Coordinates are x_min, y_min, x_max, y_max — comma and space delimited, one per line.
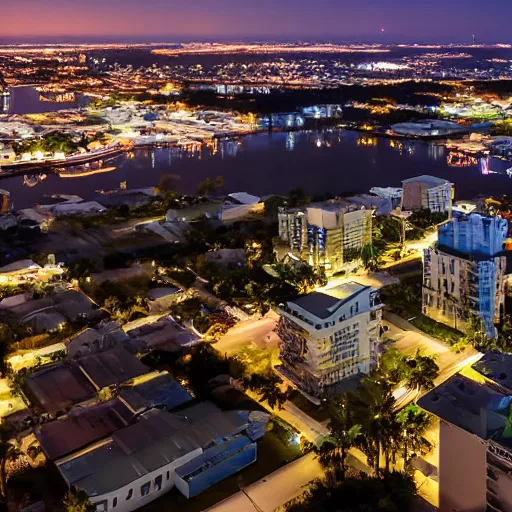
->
275, 282, 384, 399
401, 175, 453, 214
277, 200, 373, 275
422, 214, 508, 338
418, 363, 512, 512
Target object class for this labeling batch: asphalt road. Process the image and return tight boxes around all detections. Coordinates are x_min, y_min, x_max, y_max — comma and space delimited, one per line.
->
214, 311, 279, 355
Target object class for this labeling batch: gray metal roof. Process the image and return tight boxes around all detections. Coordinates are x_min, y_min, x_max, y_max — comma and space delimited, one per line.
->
57, 403, 250, 496
78, 345, 150, 390
290, 282, 368, 320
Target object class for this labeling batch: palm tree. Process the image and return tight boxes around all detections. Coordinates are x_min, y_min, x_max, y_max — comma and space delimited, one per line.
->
317, 397, 362, 481
373, 347, 408, 386
405, 350, 439, 393
348, 378, 396, 474
63, 487, 95, 512
395, 404, 432, 465
361, 243, 381, 271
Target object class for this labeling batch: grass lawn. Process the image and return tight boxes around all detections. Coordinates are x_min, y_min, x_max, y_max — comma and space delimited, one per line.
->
288, 390, 331, 423
410, 314, 464, 346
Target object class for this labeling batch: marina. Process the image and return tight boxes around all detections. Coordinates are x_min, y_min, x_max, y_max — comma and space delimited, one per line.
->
1, 129, 511, 210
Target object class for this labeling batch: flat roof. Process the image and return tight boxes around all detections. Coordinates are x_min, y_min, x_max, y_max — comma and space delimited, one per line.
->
35, 399, 132, 460
57, 404, 250, 496
290, 282, 368, 320
473, 352, 512, 393
418, 374, 508, 439
78, 345, 150, 390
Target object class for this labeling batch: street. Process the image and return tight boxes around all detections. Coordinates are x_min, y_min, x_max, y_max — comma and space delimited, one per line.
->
206, 452, 321, 512
214, 311, 279, 355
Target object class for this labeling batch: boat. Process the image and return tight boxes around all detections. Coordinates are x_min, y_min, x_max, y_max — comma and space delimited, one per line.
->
56, 165, 117, 178
23, 174, 47, 187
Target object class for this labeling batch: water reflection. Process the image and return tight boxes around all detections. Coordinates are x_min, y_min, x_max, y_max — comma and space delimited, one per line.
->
357, 136, 377, 147
447, 151, 478, 168
2, 129, 512, 210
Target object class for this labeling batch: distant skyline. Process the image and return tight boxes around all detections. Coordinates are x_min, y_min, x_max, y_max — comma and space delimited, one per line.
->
1, 0, 511, 43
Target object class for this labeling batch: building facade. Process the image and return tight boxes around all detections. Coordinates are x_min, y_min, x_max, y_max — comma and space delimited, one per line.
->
422, 215, 508, 338
275, 282, 383, 399
401, 175, 453, 214
419, 358, 512, 512
277, 201, 373, 275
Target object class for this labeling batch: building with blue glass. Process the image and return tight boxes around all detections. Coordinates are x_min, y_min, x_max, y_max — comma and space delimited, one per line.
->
423, 214, 509, 338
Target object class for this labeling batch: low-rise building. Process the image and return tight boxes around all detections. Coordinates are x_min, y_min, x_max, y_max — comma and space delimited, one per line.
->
275, 282, 384, 399
277, 200, 373, 275
56, 402, 268, 512
422, 214, 508, 338
401, 175, 453, 214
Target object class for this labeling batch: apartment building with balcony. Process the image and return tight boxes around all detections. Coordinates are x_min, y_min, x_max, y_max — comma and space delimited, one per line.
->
275, 282, 384, 399
277, 200, 373, 275
422, 214, 508, 338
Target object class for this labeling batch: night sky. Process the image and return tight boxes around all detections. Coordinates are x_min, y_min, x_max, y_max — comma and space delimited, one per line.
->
1, 0, 511, 43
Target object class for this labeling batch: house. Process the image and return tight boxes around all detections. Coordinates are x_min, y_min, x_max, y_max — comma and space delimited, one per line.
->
24, 361, 97, 416
56, 403, 268, 511
275, 282, 384, 399
0, 259, 42, 284
1, 289, 103, 334
423, 214, 508, 338
221, 192, 264, 221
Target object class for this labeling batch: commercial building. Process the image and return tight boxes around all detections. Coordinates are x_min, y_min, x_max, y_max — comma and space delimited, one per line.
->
277, 200, 373, 275
422, 214, 508, 338
275, 282, 384, 399
401, 175, 453, 214
418, 359, 512, 512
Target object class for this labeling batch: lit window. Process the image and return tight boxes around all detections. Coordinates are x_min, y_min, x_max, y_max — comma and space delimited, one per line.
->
141, 482, 151, 496
155, 475, 163, 491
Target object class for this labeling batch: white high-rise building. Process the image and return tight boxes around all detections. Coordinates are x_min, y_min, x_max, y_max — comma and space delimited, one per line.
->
275, 282, 384, 399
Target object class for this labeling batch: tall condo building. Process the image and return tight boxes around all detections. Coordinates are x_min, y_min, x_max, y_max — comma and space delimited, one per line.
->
422, 214, 508, 338
278, 200, 373, 275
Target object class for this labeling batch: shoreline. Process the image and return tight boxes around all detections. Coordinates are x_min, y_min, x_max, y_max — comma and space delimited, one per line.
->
0, 122, 499, 181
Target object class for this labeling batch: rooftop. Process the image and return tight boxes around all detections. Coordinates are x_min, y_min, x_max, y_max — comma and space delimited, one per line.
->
25, 362, 96, 416
56, 403, 250, 496
289, 282, 368, 320
35, 399, 132, 460
119, 372, 193, 413
402, 175, 451, 187
473, 352, 512, 393
417, 374, 510, 439
77, 345, 151, 390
